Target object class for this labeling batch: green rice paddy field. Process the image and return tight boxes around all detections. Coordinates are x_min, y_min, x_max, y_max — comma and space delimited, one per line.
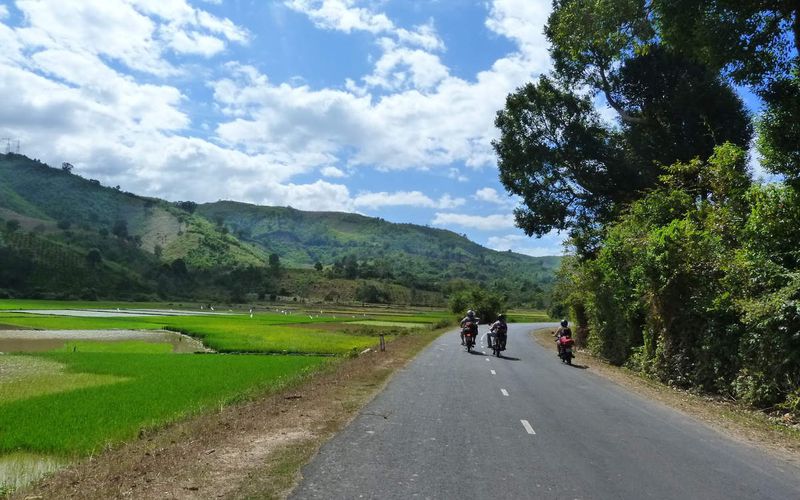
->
0, 299, 547, 491
0, 351, 328, 455
0, 300, 452, 491
0, 310, 387, 355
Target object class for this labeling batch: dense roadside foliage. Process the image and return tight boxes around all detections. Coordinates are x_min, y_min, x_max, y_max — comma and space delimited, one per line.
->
497, 1, 800, 414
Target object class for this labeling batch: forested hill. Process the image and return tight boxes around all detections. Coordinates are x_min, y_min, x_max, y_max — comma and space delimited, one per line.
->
197, 201, 559, 288
0, 154, 559, 305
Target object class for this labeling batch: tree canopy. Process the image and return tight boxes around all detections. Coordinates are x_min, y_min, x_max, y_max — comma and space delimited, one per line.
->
495, 0, 800, 415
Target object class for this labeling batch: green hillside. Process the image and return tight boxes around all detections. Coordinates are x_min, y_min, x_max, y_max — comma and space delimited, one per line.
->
0, 154, 560, 305
198, 201, 560, 301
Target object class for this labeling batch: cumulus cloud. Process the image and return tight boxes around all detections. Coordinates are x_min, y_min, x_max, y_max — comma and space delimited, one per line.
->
0, 0, 556, 237
486, 233, 565, 257
13, 0, 248, 78
253, 0, 551, 172
475, 187, 515, 206
362, 41, 450, 92
448, 168, 469, 182
284, 0, 443, 51
353, 191, 465, 210
321, 166, 347, 178
431, 212, 516, 231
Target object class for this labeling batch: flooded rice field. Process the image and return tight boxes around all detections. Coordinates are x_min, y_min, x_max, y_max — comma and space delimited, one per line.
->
0, 453, 67, 493
0, 330, 208, 353
10, 308, 234, 317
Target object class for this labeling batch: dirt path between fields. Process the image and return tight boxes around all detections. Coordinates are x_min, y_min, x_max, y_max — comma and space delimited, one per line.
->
11, 330, 442, 500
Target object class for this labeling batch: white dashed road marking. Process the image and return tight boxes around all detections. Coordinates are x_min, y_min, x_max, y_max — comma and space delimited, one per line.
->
521, 420, 536, 435
501, 389, 509, 396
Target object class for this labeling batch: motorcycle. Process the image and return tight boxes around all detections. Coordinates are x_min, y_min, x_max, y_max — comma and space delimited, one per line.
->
462, 320, 478, 352
558, 337, 575, 365
463, 329, 476, 352
491, 332, 506, 357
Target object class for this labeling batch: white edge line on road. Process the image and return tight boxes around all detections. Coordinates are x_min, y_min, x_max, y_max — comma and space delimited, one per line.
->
501, 389, 509, 396
521, 419, 535, 435
490, 369, 496, 375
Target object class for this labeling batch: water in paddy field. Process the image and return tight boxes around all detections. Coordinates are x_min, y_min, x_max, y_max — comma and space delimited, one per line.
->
0, 330, 208, 353
0, 453, 67, 493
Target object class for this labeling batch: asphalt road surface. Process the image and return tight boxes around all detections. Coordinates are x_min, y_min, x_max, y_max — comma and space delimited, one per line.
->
291, 323, 800, 499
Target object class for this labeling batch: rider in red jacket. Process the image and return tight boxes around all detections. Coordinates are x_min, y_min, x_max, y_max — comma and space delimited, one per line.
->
554, 319, 573, 355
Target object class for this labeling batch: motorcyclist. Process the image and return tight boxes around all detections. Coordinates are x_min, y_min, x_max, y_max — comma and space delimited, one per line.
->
554, 319, 572, 355
557, 329, 575, 360
488, 314, 508, 351
460, 310, 479, 346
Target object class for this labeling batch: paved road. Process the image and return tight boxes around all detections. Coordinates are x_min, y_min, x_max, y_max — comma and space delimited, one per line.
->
291, 323, 800, 499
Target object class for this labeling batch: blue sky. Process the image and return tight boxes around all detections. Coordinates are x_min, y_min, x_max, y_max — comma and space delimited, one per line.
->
2, 0, 764, 258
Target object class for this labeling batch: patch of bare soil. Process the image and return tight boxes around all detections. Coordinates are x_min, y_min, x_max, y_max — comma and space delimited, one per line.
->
12, 330, 442, 500
532, 328, 800, 464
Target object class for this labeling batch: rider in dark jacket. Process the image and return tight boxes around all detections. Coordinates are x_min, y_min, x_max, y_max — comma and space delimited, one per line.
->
488, 314, 508, 350
460, 310, 478, 345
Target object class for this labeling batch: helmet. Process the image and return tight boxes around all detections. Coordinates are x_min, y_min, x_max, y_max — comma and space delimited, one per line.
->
467, 310, 475, 318
560, 319, 568, 327
497, 314, 506, 321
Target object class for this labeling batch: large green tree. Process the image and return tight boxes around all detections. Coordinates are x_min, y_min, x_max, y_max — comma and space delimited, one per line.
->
493, 76, 629, 243
494, 52, 750, 256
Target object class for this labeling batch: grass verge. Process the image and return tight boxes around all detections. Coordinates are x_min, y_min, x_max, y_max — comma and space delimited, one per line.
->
532, 328, 800, 461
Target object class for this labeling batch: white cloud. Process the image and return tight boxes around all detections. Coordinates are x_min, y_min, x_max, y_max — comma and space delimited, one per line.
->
0, 5, 9, 20
485, 0, 551, 61
0, 0, 557, 237
212, 19, 550, 172
13, 0, 248, 77
243, 179, 354, 212
321, 166, 347, 178
285, 0, 393, 34
474, 187, 514, 205
448, 168, 469, 182
486, 233, 565, 257
213, 0, 554, 172
353, 191, 465, 210
431, 212, 516, 231
363, 41, 450, 92
285, 1, 443, 51
437, 194, 466, 209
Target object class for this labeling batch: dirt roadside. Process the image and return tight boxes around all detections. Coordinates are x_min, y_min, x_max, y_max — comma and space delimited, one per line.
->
533, 328, 800, 464
12, 329, 444, 500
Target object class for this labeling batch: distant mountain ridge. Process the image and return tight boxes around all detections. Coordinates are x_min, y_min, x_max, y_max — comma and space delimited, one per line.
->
0, 154, 560, 305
